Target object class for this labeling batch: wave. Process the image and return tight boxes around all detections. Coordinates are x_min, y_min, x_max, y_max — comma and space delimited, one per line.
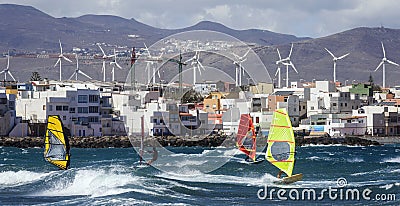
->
157, 170, 277, 187
383, 156, 400, 163
0, 170, 52, 188
346, 157, 364, 163
35, 168, 141, 198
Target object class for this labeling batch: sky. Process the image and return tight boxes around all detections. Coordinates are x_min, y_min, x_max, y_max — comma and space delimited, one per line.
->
1, 0, 400, 38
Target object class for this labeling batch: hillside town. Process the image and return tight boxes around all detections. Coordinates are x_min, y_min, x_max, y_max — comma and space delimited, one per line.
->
0, 75, 398, 139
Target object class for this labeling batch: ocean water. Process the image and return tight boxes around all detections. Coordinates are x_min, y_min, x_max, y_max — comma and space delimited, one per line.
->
1, 144, 399, 205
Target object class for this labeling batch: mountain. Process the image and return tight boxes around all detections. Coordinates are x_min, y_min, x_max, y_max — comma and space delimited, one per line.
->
257, 26, 400, 87
1, 4, 400, 86
0, 4, 308, 52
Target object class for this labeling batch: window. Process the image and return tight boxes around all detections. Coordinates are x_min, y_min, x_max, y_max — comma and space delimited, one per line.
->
89, 95, 99, 103
89, 106, 99, 113
69, 107, 75, 113
88, 116, 99, 122
78, 107, 88, 113
48, 105, 52, 111
78, 95, 88, 103
63, 116, 66, 120
63, 106, 69, 111
42, 105, 46, 110
56, 105, 62, 111
332, 103, 337, 106
311, 106, 314, 110
256, 117, 260, 123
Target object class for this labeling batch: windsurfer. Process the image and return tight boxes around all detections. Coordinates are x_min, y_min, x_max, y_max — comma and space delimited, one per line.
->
147, 147, 158, 165
277, 170, 284, 179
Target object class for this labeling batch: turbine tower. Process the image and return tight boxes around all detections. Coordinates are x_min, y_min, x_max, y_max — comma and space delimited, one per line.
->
184, 50, 205, 85
69, 54, 92, 81
0, 51, 16, 81
277, 44, 298, 88
374, 42, 399, 88
232, 48, 251, 86
97, 43, 114, 82
325, 48, 349, 83
54, 40, 72, 81
110, 49, 122, 82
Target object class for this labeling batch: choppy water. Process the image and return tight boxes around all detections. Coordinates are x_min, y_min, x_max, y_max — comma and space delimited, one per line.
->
1, 144, 399, 205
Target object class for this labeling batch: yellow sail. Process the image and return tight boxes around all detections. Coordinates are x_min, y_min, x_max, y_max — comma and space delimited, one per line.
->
266, 108, 295, 177
44, 115, 70, 170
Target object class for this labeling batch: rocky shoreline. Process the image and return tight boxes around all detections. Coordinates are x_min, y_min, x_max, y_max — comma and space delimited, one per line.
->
0, 135, 384, 148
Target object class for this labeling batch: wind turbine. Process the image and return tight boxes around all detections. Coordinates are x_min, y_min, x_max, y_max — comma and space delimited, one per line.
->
0, 51, 16, 81
374, 42, 399, 88
325, 48, 349, 83
54, 39, 72, 81
110, 49, 122, 82
277, 43, 298, 88
232, 48, 251, 86
184, 50, 205, 85
69, 54, 92, 81
97, 43, 114, 82
143, 43, 163, 84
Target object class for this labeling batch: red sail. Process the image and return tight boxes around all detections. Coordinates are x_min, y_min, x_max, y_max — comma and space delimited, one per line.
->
236, 114, 257, 161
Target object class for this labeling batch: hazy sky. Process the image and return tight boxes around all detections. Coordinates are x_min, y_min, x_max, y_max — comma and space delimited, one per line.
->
1, 0, 400, 37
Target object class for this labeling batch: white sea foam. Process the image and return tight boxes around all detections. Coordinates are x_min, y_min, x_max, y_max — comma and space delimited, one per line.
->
0, 170, 51, 187
36, 169, 140, 197
157, 170, 277, 187
383, 156, 400, 163
347, 157, 364, 163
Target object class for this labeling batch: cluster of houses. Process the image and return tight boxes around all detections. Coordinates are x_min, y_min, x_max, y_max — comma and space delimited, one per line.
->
0, 78, 399, 138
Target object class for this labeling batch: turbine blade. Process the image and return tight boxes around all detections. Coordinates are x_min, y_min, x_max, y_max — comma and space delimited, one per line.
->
288, 43, 293, 58
337, 53, 350, 60
54, 58, 61, 67
198, 61, 205, 70
6, 54, 10, 69
98, 44, 106, 56
232, 52, 240, 59
8, 71, 15, 81
242, 48, 251, 58
387, 59, 400, 66
275, 68, 279, 76
78, 70, 92, 79
63, 56, 72, 63
277, 48, 282, 60
381, 42, 386, 58
157, 70, 161, 78
0, 71, 5, 75
324, 48, 335, 58
68, 72, 75, 80
374, 61, 384, 71
59, 39, 63, 53
290, 61, 298, 73
116, 62, 122, 69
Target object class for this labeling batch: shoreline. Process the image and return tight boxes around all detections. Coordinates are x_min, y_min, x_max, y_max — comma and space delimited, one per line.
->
0, 135, 392, 148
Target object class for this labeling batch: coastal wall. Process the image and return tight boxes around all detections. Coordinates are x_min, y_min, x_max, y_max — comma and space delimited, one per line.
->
0, 135, 384, 148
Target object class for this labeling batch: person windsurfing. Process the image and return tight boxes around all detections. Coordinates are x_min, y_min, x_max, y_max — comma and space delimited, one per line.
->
147, 147, 158, 165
